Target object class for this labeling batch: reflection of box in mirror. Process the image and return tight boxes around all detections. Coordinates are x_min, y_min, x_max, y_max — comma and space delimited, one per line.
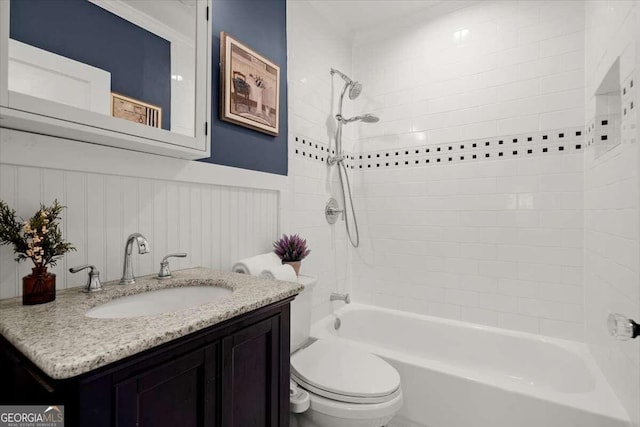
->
111, 93, 162, 128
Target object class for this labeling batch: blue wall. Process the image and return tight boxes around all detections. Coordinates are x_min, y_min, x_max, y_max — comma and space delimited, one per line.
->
10, 0, 172, 131
201, 0, 288, 176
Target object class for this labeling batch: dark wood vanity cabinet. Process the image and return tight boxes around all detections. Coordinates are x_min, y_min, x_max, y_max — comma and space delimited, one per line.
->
113, 344, 219, 427
0, 298, 293, 427
222, 315, 286, 426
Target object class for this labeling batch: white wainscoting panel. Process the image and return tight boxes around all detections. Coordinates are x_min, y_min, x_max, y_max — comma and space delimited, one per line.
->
0, 164, 279, 299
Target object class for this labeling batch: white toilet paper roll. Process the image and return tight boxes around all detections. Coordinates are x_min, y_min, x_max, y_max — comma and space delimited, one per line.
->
259, 264, 298, 282
231, 252, 281, 276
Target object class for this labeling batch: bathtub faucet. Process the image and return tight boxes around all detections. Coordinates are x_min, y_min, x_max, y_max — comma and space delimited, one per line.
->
330, 292, 350, 304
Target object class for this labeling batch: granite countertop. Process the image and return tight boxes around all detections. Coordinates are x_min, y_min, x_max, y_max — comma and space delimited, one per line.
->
0, 268, 303, 380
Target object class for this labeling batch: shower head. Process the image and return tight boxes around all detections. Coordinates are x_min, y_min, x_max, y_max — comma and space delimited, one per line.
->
340, 113, 380, 124
331, 68, 362, 99
349, 82, 362, 100
330, 68, 353, 84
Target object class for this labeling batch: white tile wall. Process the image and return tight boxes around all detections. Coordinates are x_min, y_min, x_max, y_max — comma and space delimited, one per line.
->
286, 1, 354, 322
0, 131, 279, 300
352, 1, 586, 152
585, 1, 640, 425
351, 151, 585, 340
346, 1, 588, 342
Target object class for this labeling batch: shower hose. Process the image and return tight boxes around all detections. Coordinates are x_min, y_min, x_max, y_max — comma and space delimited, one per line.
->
338, 158, 360, 247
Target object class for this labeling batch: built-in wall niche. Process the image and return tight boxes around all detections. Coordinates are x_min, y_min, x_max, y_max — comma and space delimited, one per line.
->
593, 59, 622, 158
0, 0, 211, 159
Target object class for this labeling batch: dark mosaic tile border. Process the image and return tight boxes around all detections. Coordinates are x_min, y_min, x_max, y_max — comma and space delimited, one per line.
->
354, 126, 584, 170
292, 136, 355, 168
292, 126, 585, 172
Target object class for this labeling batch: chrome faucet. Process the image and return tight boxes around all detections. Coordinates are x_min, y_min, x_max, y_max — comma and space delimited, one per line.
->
330, 292, 350, 304
120, 233, 150, 285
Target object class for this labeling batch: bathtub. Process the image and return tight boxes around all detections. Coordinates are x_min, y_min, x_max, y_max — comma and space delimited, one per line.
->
311, 304, 630, 427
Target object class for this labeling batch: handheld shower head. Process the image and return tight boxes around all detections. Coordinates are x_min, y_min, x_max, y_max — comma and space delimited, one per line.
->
339, 113, 380, 124
360, 113, 379, 123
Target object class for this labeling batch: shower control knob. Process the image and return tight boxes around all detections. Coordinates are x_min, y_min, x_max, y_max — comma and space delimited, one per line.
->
325, 198, 343, 224
607, 313, 640, 340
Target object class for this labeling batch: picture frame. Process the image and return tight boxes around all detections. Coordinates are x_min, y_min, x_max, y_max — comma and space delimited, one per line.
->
220, 32, 280, 136
111, 92, 162, 129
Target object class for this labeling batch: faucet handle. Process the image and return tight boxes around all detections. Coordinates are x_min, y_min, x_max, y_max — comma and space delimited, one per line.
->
608, 313, 640, 340
69, 265, 102, 293
158, 253, 187, 279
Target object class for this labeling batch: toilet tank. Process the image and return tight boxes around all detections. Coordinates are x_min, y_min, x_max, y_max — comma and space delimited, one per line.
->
290, 274, 317, 353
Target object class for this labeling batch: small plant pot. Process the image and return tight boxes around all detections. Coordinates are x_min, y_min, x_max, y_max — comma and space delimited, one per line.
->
283, 261, 301, 276
23, 267, 56, 305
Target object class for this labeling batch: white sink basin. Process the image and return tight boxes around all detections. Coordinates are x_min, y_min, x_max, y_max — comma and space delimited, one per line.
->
85, 286, 233, 319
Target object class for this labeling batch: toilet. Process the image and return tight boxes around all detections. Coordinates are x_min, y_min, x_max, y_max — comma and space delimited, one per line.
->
290, 276, 403, 427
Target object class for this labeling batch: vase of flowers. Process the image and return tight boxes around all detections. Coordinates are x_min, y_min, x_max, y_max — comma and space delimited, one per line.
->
0, 200, 75, 305
273, 234, 310, 276
22, 266, 57, 305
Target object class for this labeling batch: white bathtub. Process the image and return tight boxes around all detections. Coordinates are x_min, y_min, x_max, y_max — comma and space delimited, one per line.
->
311, 304, 630, 427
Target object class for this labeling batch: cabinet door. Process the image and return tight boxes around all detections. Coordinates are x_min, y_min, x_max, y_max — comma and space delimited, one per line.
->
221, 315, 288, 427
114, 343, 218, 427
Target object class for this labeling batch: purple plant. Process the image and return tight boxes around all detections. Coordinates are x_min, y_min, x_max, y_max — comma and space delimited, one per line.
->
273, 234, 310, 262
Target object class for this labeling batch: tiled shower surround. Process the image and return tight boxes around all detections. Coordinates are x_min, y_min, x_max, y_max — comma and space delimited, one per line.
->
287, 1, 592, 333
348, 0, 587, 342
291, 126, 587, 341
350, 146, 584, 340
287, 0, 637, 414
288, 4, 640, 419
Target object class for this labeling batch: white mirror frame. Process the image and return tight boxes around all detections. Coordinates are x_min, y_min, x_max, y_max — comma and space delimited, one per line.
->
0, 0, 211, 160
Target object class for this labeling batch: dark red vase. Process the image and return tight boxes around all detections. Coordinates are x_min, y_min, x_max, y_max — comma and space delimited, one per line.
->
22, 266, 56, 305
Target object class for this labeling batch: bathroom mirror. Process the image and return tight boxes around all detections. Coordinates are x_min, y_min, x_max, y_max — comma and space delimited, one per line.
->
0, 0, 211, 159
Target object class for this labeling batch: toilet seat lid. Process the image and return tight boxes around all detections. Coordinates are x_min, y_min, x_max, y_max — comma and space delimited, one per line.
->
291, 340, 400, 402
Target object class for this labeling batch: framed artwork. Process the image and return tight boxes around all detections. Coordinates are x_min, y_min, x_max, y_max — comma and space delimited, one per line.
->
220, 32, 280, 136
111, 93, 162, 128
